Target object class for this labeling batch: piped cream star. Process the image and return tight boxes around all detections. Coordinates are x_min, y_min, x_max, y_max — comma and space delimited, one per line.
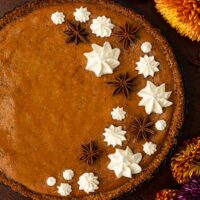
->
103, 125, 126, 147
51, 11, 65, 25
137, 81, 172, 114
78, 172, 99, 194
136, 55, 160, 78
57, 183, 72, 196
84, 42, 120, 77
111, 107, 126, 121
73, 7, 91, 23
90, 16, 114, 37
143, 141, 157, 155
107, 147, 142, 178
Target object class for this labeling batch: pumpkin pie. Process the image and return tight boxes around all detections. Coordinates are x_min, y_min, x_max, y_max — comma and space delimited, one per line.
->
0, 0, 184, 199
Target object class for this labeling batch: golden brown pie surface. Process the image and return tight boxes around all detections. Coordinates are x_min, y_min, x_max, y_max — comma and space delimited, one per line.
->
0, 0, 184, 199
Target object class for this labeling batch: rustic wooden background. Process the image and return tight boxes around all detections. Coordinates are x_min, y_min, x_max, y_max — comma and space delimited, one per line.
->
0, 0, 199, 199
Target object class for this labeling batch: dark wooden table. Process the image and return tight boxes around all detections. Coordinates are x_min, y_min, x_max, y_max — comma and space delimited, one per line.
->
0, 0, 199, 200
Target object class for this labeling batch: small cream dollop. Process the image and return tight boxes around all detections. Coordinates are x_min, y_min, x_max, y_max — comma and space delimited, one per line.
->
57, 183, 72, 196
63, 169, 74, 180
51, 11, 65, 25
46, 177, 56, 186
90, 16, 115, 37
136, 55, 160, 78
74, 7, 91, 23
111, 107, 126, 121
103, 125, 126, 147
143, 142, 157, 155
141, 42, 152, 53
155, 120, 167, 131
78, 172, 99, 193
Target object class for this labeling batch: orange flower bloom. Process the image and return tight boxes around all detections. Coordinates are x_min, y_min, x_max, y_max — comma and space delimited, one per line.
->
171, 137, 200, 184
155, 0, 200, 41
155, 189, 178, 200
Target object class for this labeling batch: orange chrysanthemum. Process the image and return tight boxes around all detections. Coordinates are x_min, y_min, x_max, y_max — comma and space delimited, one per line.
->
171, 137, 200, 184
155, 0, 200, 41
155, 189, 178, 200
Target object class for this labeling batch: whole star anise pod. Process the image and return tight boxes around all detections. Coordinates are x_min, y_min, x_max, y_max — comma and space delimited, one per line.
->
114, 22, 140, 49
80, 141, 103, 166
107, 73, 136, 98
64, 21, 88, 45
130, 117, 155, 140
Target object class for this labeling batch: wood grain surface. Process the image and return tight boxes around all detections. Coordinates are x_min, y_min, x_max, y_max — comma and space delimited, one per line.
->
0, 0, 199, 200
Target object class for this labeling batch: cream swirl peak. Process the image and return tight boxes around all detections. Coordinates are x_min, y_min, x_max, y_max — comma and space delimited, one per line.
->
57, 183, 72, 196
103, 125, 126, 147
136, 55, 160, 78
107, 147, 142, 178
78, 173, 99, 194
84, 42, 120, 77
143, 142, 157, 155
73, 7, 91, 23
46, 177, 56, 186
51, 11, 65, 25
63, 169, 74, 180
155, 120, 167, 131
138, 81, 173, 114
111, 107, 126, 121
90, 16, 115, 37
141, 42, 152, 53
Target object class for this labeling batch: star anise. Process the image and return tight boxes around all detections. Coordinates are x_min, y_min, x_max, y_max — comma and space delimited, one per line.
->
64, 21, 88, 45
114, 22, 140, 49
130, 117, 155, 140
107, 73, 136, 98
80, 141, 103, 166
